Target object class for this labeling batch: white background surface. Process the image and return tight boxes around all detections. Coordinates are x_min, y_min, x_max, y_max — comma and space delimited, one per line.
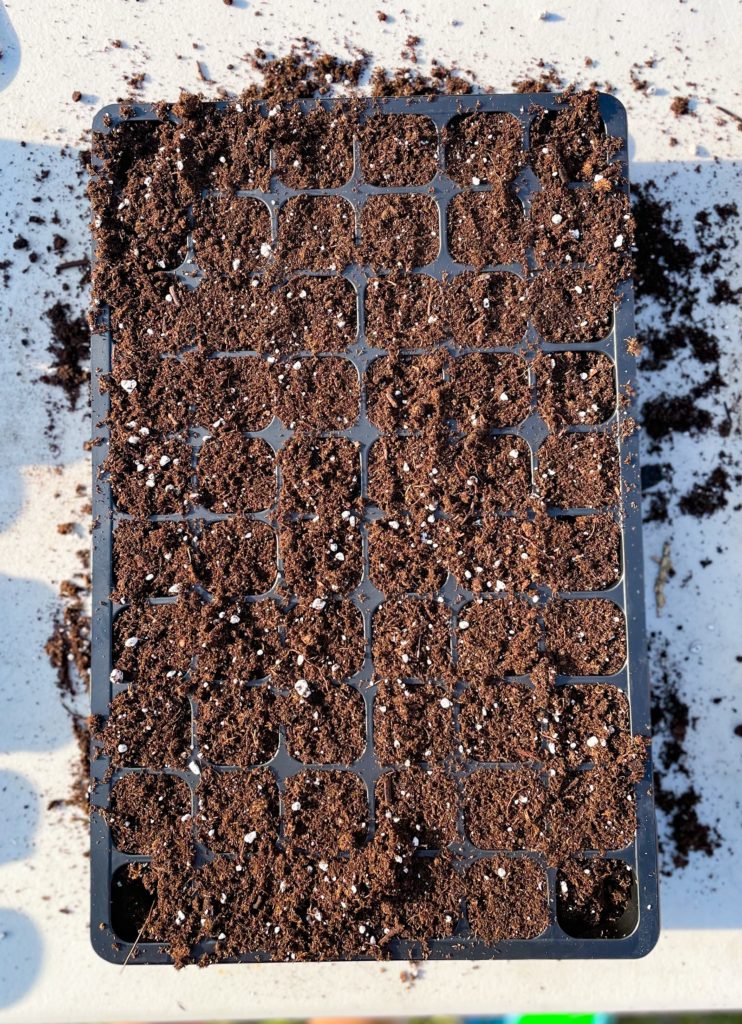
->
0, 0, 741, 1019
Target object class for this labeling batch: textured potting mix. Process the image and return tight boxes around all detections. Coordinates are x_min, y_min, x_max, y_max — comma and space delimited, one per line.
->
87, 82, 660, 965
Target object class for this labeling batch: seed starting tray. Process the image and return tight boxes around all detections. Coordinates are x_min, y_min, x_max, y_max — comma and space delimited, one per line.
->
90, 92, 659, 964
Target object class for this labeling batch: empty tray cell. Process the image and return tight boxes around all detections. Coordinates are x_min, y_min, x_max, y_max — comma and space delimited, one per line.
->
276, 195, 356, 273
284, 679, 366, 764
366, 350, 451, 432
442, 432, 532, 519
535, 351, 616, 430
448, 353, 530, 429
527, 264, 619, 344
274, 597, 365, 686
465, 856, 549, 942
273, 104, 355, 188
280, 514, 363, 598
268, 275, 357, 354
452, 513, 540, 594
278, 435, 361, 517
368, 430, 452, 516
446, 271, 527, 347
106, 432, 193, 517
447, 187, 525, 268
107, 351, 190, 435
458, 679, 542, 762
373, 597, 452, 681
443, 112, 524, 187
373, 679, 455, 765
545, 684, 631, 769
90, 119, 189, 272
197, 434, 276, 513
112, 600, 196, 686
361, 194, 440, 271
528, 182, 633, 271
543, 598, 626, 676
556, 858, 637, 939
274, 355, 360, 430
196, 680, 280, 767
110, 864, 158, 944
195, 767, 279, 853
112, 520, 195, 603
376, 766, 459, 848
546, 762, 642, 859
529, 92, 620, 184
365, 273, 449, 349
95, 687, 192, 770
195, 518, 277, 599
173, 101, 272, 193
194, 599, 281, 684
190, 355, 275, 432
368, 515, 451, 596
464, 766, 547, 850
538, 432, 620, 509
105, 772, 192, 857
359, 114, 438, 186
540, 513, 621, 593
283, 770, 368, 854
192, 195, 272, 277
456, 598, 540, 678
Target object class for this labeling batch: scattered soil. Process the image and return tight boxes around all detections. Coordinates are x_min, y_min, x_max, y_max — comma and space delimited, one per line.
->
105, 773, 192, 856
529, 91, 622, 183
273, 104, 355, 188
376, 766, 459, 848
42, 301, 91, 409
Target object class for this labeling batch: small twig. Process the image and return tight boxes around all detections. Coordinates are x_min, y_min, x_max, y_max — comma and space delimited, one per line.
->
716, 105, 742, 125
120, 900, 155, 971
652, 540, 674, 616
56, 258, 89, 274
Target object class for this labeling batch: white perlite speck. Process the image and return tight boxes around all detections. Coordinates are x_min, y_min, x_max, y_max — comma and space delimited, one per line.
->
120, 379, 137, 393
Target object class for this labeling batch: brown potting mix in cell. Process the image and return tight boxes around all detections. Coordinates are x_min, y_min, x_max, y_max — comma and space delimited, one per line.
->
91, 85, 650, 964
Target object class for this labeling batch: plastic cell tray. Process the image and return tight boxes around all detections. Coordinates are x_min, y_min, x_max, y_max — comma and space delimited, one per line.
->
90, 92, 660, 964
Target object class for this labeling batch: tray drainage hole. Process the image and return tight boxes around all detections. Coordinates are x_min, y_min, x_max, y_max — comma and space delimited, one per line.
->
556, 858, 638, 939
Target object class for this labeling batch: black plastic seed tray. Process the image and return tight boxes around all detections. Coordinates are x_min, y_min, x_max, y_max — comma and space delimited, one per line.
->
90, 92, 659, 964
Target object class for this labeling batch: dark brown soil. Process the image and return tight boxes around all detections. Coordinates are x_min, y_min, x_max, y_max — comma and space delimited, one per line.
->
543, 599, 627, 675
376, 766, 459, 847
191, 355, 275, 432
540, 513, 621, 592
446, 271, 528, 347
192, 195, 272, 278
106, 351, 190, 435
362, 194, 440, 270
545, 684, 631, 768
195, 767, 279, 853
535, 351, 616, 429
105, 772, 192, 856
529, 92, 622, 183
365, 273, 449, 349
43, 301, 91, 410
106, 432, 193, 517
368, 516, 450, 596
284, 680, 366, 764
274, 355, 359, 430
266, 275, 358, 355
458, 680, 542, 762
280, 514, 363, 597
112, 520, 196, 603
197, 434, 276, 512
273, 104, 355, 188
283, 771, 368, 853
197, 681, 280, 766
443, 112, 524, 186
527, 262, 620, 343
529, 182, 632, 271
456, 598, 541, 677
274, 597, 365, 687
464, 766, 548, 850
368, 429, 453, 516
373, 598, 452, 681
95, 686, 192, 770
556, 858, 635, 937
278, 435, 361, 517
112, 600, 196, 686
374, 679, 455, 764
442, 431, 532, 518
366, 350, 450, 432
193, 599, 282, 685
538, 432, 620, 509
360, 114, 438, 186
466, 856, 549, 942
452, 514, 540, 594
447, 187, 525, 268
196, 517, 277, 599
448, 353, 530, 429
275, 195, 355, 275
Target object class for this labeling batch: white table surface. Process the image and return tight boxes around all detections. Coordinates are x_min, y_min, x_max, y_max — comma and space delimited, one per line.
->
0, 0, 741, 1019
